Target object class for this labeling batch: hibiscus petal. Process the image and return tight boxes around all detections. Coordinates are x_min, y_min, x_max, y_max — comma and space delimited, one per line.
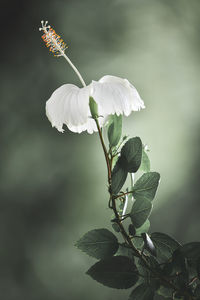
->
46, 84, 90, 132
67, 115, 106, 134
91, 75, 145, 117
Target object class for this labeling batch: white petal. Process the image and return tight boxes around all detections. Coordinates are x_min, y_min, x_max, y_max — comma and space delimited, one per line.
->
67, 115, 106, 134
46, 84, 90, 132
91, 75, 145, 117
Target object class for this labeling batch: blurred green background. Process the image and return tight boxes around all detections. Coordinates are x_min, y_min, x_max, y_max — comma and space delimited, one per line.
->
1, 0, 200, 299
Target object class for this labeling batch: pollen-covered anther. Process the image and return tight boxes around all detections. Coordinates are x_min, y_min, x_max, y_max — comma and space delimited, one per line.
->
39, 20, 68, 57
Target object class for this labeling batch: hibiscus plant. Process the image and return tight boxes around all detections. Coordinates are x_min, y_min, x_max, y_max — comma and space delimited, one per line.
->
39, 21, 200, 300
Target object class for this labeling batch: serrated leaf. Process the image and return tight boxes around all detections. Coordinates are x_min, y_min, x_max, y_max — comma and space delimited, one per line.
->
130, 199, 152, 228
75, 229, 119, 259
86, 256, 138, 289
111, 162, 128, 194
136, 220, 150, 235
140, 148, 150, 172
133, 172, 160, 202
150, 232, 180, 263
119, 137, 142, 173
129, 283, 154, 300
107, 114, 122, 147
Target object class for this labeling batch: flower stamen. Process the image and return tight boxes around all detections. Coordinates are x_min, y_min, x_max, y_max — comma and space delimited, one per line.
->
39, 20, 86, 87
39, 20, 68, 57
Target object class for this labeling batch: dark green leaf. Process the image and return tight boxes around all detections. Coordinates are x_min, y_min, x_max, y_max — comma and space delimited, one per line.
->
142, 233, 157, 257
150, 232, 180, 263
107, 114, 122, 147
194, 285, 200, 297
116, 243, 135, 260
180, 242, 200, 263
86, 256, 138, 289
171, 249, 188, 277
133, 172, 160, 202
147, 256, 160, 271
171, 251, 189, 290
129, 283, 154, 300
119, 137, 142, 173
112, 223, 120, 233
130, 199, 152, 228
129, 224, 136, 236
111, 162, 128, 194
75, 229, 119, 259
133, 237, 144, 249
140, 148, 150, 172
135, 258, 149, 283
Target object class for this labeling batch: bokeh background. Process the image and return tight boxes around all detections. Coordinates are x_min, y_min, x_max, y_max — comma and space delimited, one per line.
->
1, 0, 200, 299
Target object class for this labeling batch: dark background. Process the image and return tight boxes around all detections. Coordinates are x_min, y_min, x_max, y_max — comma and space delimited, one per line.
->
1, 0, 200, 299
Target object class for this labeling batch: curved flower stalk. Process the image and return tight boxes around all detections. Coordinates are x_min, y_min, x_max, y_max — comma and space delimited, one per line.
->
39, 21, 145, 133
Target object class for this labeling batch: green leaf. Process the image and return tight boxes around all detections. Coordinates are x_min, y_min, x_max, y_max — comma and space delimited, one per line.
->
133, 237, 144, 249
75, 229, 119, 259
194, 285, 200, 297
135, 258, 149, 283
111, 162, 128, 194
133, 172, 160, 202
129, 283, 154, 300
107, 114, 122, 147
86, 256, 138, 289
150, 232, 180, 263
130, 199, 152, 228
136, 220, 150, 235
171, 249, 188, 277
116, 243, 135, 260
129, 224, 136, 236
112, 223, 120, 233
140, 148, 150, 172
147, 256, 160, 271
119, 137, 142, 173
180, 242, 200, 263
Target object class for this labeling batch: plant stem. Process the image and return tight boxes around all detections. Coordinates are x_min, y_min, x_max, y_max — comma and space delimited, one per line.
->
95, 119, 112, 186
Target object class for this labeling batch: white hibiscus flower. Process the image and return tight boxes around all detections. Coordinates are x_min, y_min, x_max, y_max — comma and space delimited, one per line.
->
40, 21, 145, 134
